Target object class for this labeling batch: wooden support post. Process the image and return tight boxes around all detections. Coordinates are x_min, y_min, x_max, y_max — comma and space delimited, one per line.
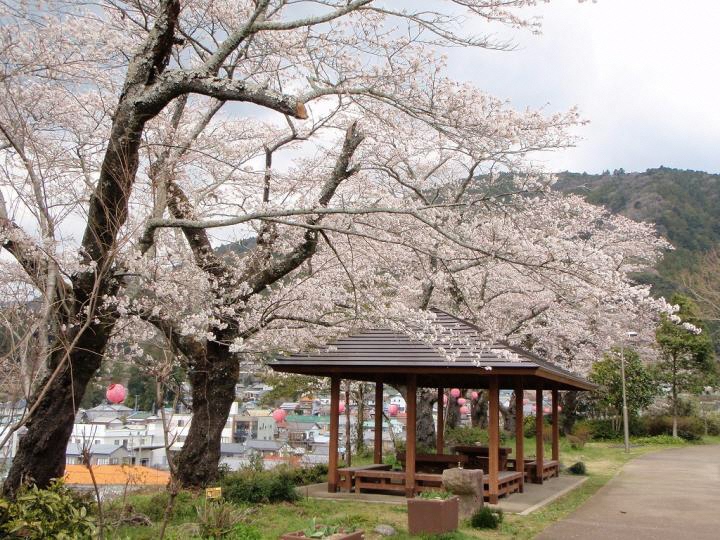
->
488, 377, 500, 504
535, 388, 544, 484
436, 387, 444, 454
328, 377, 340, 492
374, 382, 384, 464
552, 388, 559, 463
515, 384, 525, 492
405, 374, 417, 498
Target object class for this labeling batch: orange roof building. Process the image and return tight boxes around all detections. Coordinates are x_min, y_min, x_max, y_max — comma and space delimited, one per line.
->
64, 464, 170, 486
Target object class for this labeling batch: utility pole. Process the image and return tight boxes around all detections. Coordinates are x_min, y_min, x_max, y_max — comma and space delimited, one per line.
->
620, 331, 638, 453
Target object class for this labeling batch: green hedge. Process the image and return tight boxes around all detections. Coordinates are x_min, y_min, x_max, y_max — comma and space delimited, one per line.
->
220, 469, 299, 504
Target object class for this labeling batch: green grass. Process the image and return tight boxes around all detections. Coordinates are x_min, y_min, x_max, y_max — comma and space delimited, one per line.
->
106, 436, 718, 539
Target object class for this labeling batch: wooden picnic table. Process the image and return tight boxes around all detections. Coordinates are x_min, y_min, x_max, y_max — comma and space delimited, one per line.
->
396, 452, 468, 474
452, 445, 513, 471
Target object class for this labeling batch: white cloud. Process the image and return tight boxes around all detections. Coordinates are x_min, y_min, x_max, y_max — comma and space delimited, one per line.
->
445, 0, 720, 173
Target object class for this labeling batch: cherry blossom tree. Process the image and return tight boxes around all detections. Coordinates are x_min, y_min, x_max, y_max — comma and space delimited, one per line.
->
0, 0, 672, 494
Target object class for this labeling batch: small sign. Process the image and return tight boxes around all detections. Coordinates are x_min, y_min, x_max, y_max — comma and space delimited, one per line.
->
205, 487, 222, 500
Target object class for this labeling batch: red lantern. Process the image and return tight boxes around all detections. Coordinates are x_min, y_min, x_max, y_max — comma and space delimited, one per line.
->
459, 406, 469, 415
471, 391, 479, 401
558, 406, 563, 412
106, 384, 127, 404
531, 404, 536, 411
543, 407, 550, 414
523, 398, 529, 405
450, 388, 461, 398
457, 397, 467, 406
388, 404, 399, 416
338, 401, 346, 414
272, 409, 287, 422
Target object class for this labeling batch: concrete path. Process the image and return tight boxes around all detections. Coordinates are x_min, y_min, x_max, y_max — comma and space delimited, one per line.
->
535, 444, 720, 540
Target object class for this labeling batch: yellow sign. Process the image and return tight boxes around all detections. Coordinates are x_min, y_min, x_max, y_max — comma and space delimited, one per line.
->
205, 487, 222, 500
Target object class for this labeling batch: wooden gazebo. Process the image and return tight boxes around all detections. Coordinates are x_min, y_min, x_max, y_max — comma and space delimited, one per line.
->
270, 309, 594, 503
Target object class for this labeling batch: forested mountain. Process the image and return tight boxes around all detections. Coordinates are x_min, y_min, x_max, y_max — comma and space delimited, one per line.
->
555, 167, 720, 299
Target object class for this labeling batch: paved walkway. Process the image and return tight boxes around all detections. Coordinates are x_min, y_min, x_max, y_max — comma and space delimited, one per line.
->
536, 444, 720, 540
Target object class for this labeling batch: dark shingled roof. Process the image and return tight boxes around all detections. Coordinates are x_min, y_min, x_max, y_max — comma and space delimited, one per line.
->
270, 308, 594, 391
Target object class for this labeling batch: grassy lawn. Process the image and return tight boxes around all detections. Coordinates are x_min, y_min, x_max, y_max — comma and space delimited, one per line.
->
107, 436, 718, 540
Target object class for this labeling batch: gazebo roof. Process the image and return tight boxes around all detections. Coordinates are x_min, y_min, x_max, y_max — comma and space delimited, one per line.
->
270, 309, 594, 391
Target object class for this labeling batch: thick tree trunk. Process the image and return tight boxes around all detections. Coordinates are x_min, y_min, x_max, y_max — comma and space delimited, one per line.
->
446, 396, 461, 429
355, 384, 366, 454
2, 337, 104, 497
500, 392, 516, 434
2, 1, 180, 498
560, 391, 580, 435
174, 342, 239, 487
416, 389, 437, 450
471, 392, 488, 428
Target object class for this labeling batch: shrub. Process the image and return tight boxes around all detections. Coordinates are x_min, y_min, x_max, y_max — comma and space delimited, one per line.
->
0, 480, 96, 539
583, 418, 620, 440
633, 435, 687, 446
705, 413, 720, 436
567, 461, 586, 475
642, 415, 704, 441
196, 500, 240, 538
469, 507, 503, 529
417, 490, 453, 500
286, 464, 328, 486
523, 415, 551, 439
445, 426, 487, 446
220, 469, 298, 504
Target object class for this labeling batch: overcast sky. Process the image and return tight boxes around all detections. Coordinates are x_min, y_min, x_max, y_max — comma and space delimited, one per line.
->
444, 0, 720, 174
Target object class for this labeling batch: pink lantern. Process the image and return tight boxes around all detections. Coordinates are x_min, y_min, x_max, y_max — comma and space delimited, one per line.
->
558, 406, 563, 412
543, 407, 550, 414
443, 394, 448, 405
338, 401, 346, 414
459, 406, 469, 415
388, 404, 399, 417
531, 404, 536, 411
450, 388, 461, 398
457, 397, 467, 406
106, 384, 127, 404
272, 409, 287, 422
523, 398, 529, 405
471, 391, 479, 401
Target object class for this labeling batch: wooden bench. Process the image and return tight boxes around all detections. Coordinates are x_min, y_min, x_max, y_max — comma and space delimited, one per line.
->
483, 471, 523, 499
354, 470, 443, 494
523, 459, 560, 483
337, 463, 392, 492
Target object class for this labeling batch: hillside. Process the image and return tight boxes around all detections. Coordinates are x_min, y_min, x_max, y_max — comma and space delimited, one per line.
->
555, 167, 720, 298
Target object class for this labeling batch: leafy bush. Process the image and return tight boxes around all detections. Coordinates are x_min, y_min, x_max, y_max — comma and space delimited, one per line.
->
417, 490, 453, 500
196, 500, 240, 539
446, 426, 507, 447
446, 426, 487, 446
567, 421, 592, 449
282, 464, 328, 486
523, 415, 552, 439
0, 480, 96, 539
705, 413, 720, 436
220, 469, 298, 504
469, 507, 503, 529
633, 435, 687, 446
642, 415, 704, 441
567, 462, 587, 475
583, 418, 620, 440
